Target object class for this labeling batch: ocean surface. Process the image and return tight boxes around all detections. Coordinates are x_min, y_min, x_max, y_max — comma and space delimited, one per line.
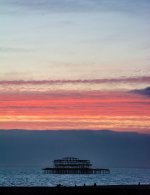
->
0, 168, 150, 186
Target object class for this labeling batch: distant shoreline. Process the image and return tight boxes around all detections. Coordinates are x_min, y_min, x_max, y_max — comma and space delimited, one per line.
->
0, 185, 150, 195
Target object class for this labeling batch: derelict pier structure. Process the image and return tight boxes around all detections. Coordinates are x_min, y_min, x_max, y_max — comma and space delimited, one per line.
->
43, 157, 110, 174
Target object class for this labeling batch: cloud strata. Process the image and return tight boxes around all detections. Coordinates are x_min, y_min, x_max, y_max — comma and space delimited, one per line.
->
0, 80, 150, 132
0, 76, 150, 85
0, 76, 150, 94
3, 0, 150, 14
0, 0, 150, 133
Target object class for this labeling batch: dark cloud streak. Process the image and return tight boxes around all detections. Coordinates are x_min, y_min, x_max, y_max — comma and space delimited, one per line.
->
0, 76, 150, 85
132, 87, 150, 97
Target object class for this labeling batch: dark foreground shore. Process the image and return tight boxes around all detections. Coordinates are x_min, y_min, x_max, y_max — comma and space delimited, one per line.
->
0, 185, 150, 195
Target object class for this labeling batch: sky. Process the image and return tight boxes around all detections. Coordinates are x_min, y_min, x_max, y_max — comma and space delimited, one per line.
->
0, 0, 150, 133
0, 130, 150, 168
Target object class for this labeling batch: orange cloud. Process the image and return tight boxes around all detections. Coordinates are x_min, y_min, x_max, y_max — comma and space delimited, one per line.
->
0, 89, 150, 133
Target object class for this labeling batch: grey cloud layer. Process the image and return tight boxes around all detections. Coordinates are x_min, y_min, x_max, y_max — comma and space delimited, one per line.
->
2, 0, 150, 13
133, 87, 150, 97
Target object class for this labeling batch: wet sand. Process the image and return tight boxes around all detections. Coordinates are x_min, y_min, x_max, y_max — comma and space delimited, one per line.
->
0, 185, 150, 195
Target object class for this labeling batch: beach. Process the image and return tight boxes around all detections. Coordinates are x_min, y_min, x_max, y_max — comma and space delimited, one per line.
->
0, 185, 150, 195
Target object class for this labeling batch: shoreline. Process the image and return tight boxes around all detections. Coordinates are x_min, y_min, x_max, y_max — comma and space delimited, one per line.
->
0, 185, 150, 195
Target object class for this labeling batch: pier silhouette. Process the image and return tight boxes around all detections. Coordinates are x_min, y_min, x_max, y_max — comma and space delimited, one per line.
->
43, 157, 110, 174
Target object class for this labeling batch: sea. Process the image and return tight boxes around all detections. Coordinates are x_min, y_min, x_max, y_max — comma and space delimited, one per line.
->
0, 168, 150, 187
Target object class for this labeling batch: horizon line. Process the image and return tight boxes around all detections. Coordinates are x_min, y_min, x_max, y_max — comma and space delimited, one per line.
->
0, 129, 150, 135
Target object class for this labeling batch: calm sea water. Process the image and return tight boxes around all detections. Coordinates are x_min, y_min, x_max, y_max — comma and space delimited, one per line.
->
0, 168, 150, 186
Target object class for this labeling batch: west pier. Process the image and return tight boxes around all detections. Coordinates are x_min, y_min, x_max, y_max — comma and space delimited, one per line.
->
43, 157, 110, 174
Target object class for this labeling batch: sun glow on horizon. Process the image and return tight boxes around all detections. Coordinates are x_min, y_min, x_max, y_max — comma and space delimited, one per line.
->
0, 81, 150, 133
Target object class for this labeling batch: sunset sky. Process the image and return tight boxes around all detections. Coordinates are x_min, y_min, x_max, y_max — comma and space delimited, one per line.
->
0, 0, 150, 133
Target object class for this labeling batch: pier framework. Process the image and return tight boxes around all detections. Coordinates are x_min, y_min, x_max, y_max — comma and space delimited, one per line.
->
43, 157, 110, 174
